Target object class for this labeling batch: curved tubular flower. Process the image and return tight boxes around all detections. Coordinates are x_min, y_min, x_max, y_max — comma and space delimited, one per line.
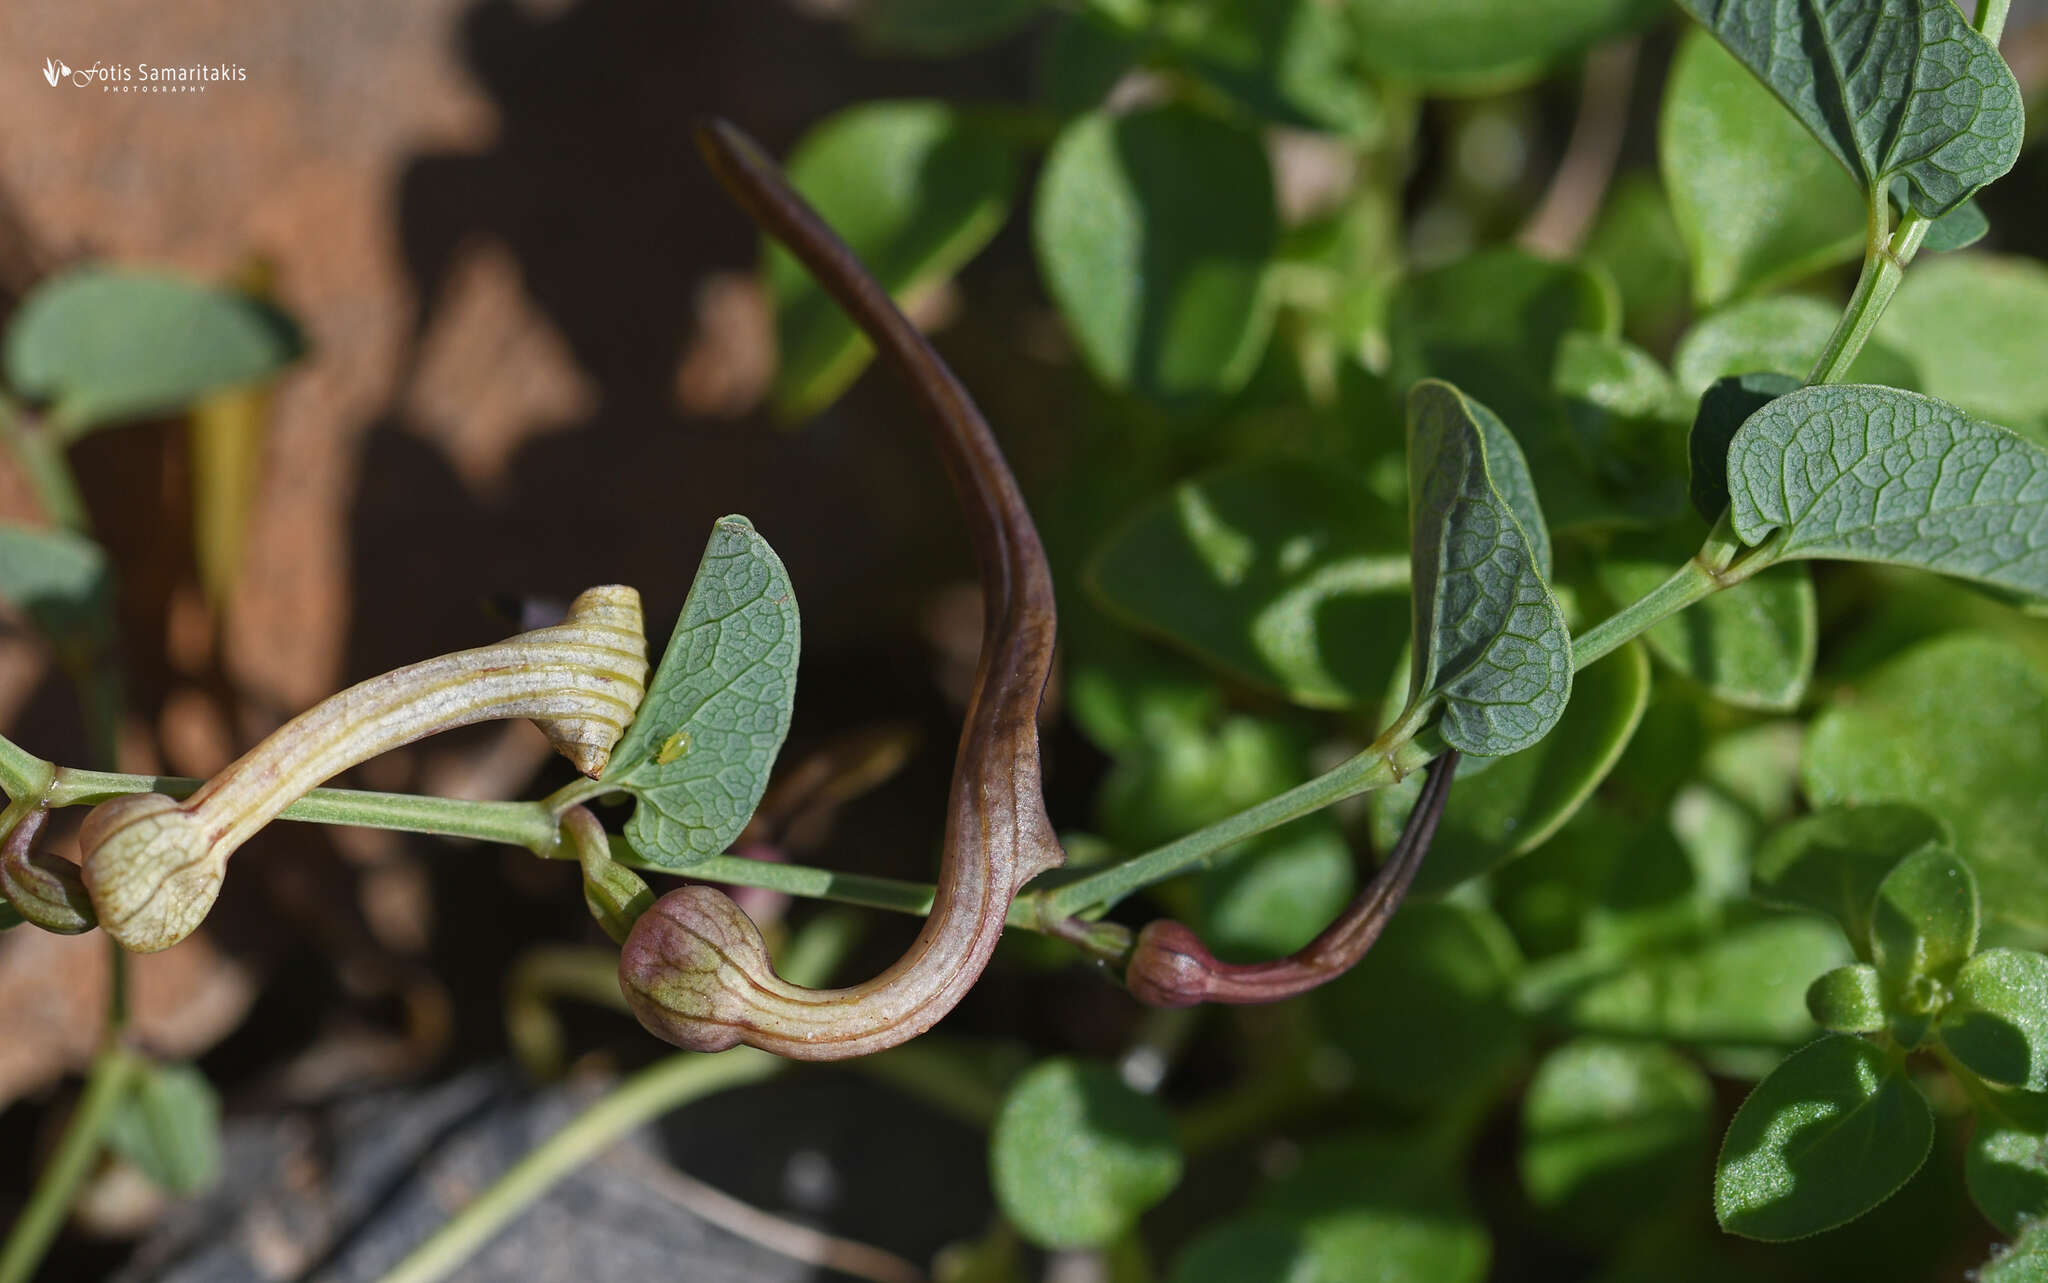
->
80, 585, 647, 953
617, 119, 1064, 1061
1124, 751, 1458, 1007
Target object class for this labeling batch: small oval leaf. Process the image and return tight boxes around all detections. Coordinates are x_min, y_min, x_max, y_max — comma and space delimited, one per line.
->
1715, 1033, 1934, 1241
1941, 949, 2048, 1091
990, 1057, 1183, 1249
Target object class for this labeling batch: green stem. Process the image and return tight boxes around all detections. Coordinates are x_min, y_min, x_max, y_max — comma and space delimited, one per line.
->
1978, 0, 2011, 44
1569, 559, 1719, 672
0, 398, 89, 534
41, 767, 558, 851
374, 1048, 785, 1283
1805, 196, 1900, 386
1040, 731, 1436, 920
0, 1022, 140, 1283
0, 735, 53, 805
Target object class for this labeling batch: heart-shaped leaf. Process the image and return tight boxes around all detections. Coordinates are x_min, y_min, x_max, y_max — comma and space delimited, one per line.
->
608, 516, 799, 869
1401, 380, 1571, 756
1727, 385, 2048, 602
1674, 0, 2024, 218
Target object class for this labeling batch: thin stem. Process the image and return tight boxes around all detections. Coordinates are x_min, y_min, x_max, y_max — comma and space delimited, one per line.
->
373, 1049, 785, 1283
0, 397, 90, 534
1978, 0, 2012, 45
0, 736, 53, 806
1805, 195, 1898, 386
1040, 732, 1436, 921
1569, 560, 1718, 672
0, 1043, 140, 1283
42, 767, 558, 851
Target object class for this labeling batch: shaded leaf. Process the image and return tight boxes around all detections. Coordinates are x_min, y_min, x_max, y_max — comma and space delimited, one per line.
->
1921, 198, 1989, 253
1660, 30, 1864, 306
1402, 380, 1571, 755
0, 523, 113, 650
1671, 294, 1917, 399
1753, 803, 1949, 950
1583, 176, 1691, 350
1674, 0, 2023, 218
1162, 0, 1380, 136
1869, 254, 2048, 442
1243, 1133, 1490, 1283
1520, 1038, 1713, 1236
1870, 846, 1977, 997
1601, 538, 1814, 711
1728, 385, 2048, 601
769, 102, 1018, 418
1350, 0, 1660, 94
1715, 1033, 1933, 1240
855, 0, 1043, 56
1941, 949, 2048, 1091
1197, 818, 1354, 961
4, 268, 303, 435
990, 1058, 1182, 1249
1967, 1089, 2048, 1236
609, 516, 799, 869
1318, 902, 1526, 1107
105, 1061, 221, 1195
1688, 371, 1800, 521
1085, 463, 1409, 709
1035, 105, 1277, 403
1528, 915, 1849, 1046
1804, 636, 2048, 930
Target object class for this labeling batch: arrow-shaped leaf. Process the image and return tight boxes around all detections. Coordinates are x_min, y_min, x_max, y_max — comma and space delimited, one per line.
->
1402, 380, 1571, 756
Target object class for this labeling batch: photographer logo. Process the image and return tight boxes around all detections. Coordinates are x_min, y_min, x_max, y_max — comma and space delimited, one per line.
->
38, 58, 246, 92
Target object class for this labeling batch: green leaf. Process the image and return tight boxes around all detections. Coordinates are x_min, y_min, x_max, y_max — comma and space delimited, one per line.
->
1753, 803, 1949, 950
1493, 803, 1715, 962
1670, 294, 1918, 400
1714, 1034, 1934, 1241
608, 516, 799, 870
1967, 1089, 2048, 1236
1035, 105, 1277, 403
1673, 0, 2024, 219
1941, 949, 2048, 1091
104, 1061, 221, 1195
1583, 176, 1691, 350
1805, 964, 1886, 1033
1197, 818, 1354, 961
1805, 636, 2048, 930
1349, 0, 1660, 94
1318, 902, 1527, 1107
1039, 10, 1148, 115
1728, 385, 2048, 601
1520, 1038, 1713, 1236
1247, 1134, 1490, 1283
1688, 371, 1800, 521
1160, 0, 1380, 137
1554, 332, 1686, 427
1600, 535, 1814, 712
854, 0, 1043, 56
1870, 846, 1977, 1001
1389, 249, 1653, 530
1377, 639, 1650, 895
990, 1057, 1183, 1249
1921, 198, 1989, 253
4, 268, 302, 435
1169, 1222, 1313, 1283
1868, 255, 2048, 443
769, 102, 1018, 418
1660, 30, 1864, 307
1982, 1219, 2048, 1283
0, 523, 114, 651
1401, 380, 1572, 756
1530, 915, 1849, 1046
1084, 463, 1409, 709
